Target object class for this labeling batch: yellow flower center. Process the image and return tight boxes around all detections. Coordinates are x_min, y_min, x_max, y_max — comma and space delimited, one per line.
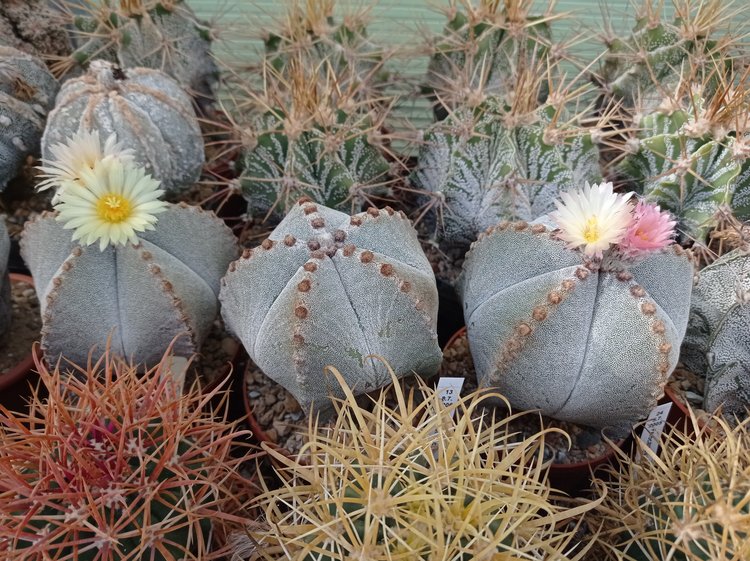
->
582, 216, 600, 243
97, 194, 132, 224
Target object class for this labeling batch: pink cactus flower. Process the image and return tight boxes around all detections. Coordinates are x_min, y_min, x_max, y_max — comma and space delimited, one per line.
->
619, 201, 676, 257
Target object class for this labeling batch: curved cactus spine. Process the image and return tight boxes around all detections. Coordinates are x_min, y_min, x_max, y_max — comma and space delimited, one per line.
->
459, 221, 693, 430
42, 60, 205, 195
55, 0, 217, 109
220, 200, 442, 414
410, 98, 602, 247
0, 46, 58, 190
681, 248, 750, 419
20, 204, 237, 368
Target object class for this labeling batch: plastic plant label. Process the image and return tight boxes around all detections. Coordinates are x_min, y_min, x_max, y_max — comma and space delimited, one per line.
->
436, 377, 464, 418
637, 402, 672, 460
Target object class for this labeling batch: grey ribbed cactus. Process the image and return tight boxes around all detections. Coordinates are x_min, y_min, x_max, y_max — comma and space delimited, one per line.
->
681, 249, 750, 419
459, 221, 693, 429
410, 99, 601, 247
239, 110, 390, 218
0, 221, 11, 338
220, 200, 442, 413
0, 46, 58, 190
42, 60, 204, 194
60, 0, 217, 109
20, 204, 237, 367
618, 104, 750, 242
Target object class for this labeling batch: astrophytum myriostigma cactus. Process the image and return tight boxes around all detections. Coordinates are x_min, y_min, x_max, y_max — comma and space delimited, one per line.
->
410, 99, 601, 247
459, 187, 693, 429
220, 199, 442, 413
0, 46, 58, 190
681, 249, 750, 419
42, 60, 204, 194
0, 221, 11, 338
20, 204, 237, 367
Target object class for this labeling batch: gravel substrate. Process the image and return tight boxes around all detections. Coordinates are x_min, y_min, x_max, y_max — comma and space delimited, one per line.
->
665, 366, 719, 430
440, 330, 620, 465
0, 277, 41, 376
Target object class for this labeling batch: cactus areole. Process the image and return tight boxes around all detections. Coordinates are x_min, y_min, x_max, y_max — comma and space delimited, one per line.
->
459, 218, 693, 430
220, 200, 442, 414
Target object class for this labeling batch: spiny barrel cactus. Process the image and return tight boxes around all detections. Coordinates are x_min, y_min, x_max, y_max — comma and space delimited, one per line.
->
599, 0, 734, 109
595, 415, 750, 561
0, 347, 252, 561
410, 98, 601, 247
220, 199, 442, 413
58, 0, 217, 108
0, 46, 58, 190
245, 371, 598, 560
42, 60, 204, 195
618, 98, 750, 242
681, 248, 750, 419
424, 0, 555, 117
0, 221, 11, 338
0, 0, 72, 61
21, 203, 237, 368
459, 184, 693, 430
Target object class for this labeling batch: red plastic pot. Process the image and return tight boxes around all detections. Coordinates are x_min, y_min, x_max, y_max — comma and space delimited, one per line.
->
444, 326, 627, 495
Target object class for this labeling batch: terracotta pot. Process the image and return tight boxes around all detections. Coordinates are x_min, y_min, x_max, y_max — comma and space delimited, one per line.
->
0, 274, 38, 412
444, 326, 628, 495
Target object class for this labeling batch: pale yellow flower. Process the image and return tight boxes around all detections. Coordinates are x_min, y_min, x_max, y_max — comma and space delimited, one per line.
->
55, 158, 167, 251
551, 182, 633, 258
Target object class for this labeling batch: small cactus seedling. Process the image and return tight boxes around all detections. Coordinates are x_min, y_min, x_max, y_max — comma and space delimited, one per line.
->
220, 200, 442, 414
42, 60, 205, 195
55, 0, 218, 109
598, 0, 740, 110
0, 221, 12, 338
236, 59, 392, 219
0, 1, 72, 62
594, 413, 750, 560
0, 345, 253, 561
410, 89, 603, 248
459, 183, 693, 430
242, 369, 598, 560
681, 248, 750, 420
423, 0, 566, 118
21, 148, 237, 368
0, 46, 58, 190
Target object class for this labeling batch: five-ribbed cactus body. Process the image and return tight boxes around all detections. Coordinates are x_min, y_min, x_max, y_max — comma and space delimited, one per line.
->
459, 221, 693, 429
220, 200, 442, 413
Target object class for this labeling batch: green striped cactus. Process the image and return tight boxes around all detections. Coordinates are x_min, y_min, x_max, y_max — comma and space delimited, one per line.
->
618, 101, 750, 242
681, 249, 750, 420
410, 98, 601, 247
238, 110, 391, 218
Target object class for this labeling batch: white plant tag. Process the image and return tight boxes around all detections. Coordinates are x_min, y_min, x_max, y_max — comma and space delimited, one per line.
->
637, 402, 672, 461
436, 377, 464, 418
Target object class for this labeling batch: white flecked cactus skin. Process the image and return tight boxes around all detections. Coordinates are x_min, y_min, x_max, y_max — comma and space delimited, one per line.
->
220, 200, 443, 414
410, 100, 601, 247
41, 60, 204, 194
458, 221, 694, 430
681, 249, 750, 418
0, 46, 58, 190
0, 221, 11, 338
20, 204, 237, 367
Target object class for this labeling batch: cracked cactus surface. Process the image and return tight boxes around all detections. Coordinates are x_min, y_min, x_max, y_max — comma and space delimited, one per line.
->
410, 99, 601, 247
618, 103, 750, 243
42, 60, 204, 195
0, 222, 11, 338
681, 249, 750, 419
20, 204, 237, 368
238, 110, 390, 218
220, 200, 442, 413
0, 0, 72, 61
60, 0, 217, 108
424, 0, 554, 118
0, 46, 58, 190
458, 221, 693, 429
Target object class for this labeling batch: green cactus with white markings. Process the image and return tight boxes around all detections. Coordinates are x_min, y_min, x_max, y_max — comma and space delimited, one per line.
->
410, 97, 602, 247
681, 248, 750, 420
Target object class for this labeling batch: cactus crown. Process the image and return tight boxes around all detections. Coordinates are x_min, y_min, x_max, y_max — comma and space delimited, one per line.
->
596, 413, 750, 560
0, 345, 252, 560
244, 367, 598, 560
